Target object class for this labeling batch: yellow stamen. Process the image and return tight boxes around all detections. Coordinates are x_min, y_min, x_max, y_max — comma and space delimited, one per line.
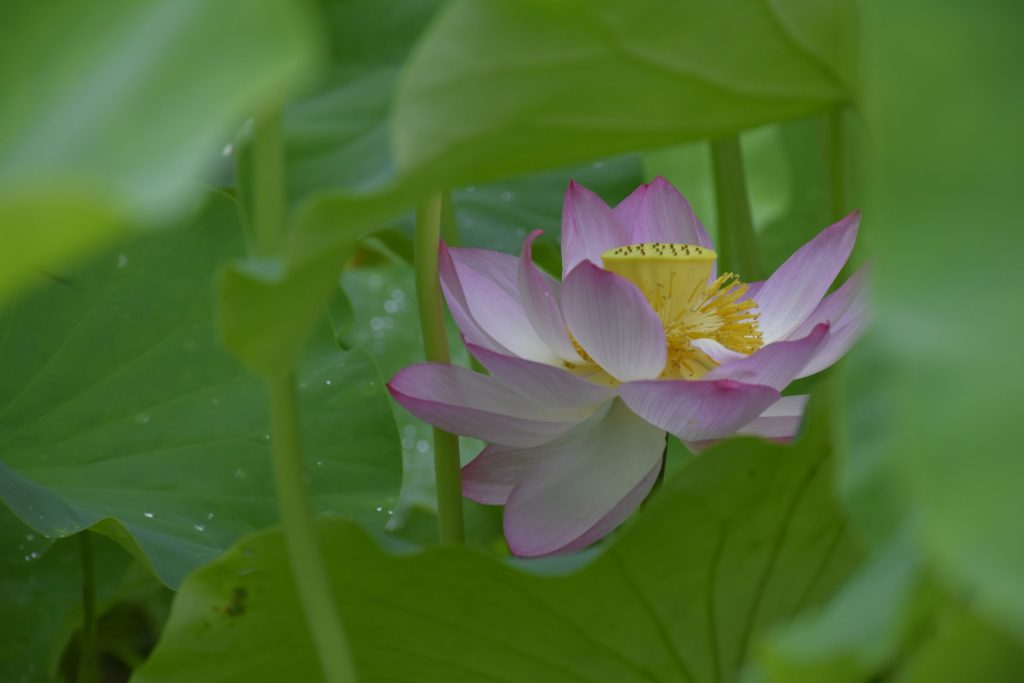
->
602, 243, 763, 379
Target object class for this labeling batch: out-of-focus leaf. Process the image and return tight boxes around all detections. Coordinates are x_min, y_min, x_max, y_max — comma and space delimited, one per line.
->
0, 520, 133, 683
846, 0, 1024, 638
0, 0, 320, 306
0, 193, 401, 587
283, 0, 439, 201
393, 0, 856, 189
899, 609, 1024, 683
135, 399, 861, 683
218, 189, 409, 377
754, 535, 921, 683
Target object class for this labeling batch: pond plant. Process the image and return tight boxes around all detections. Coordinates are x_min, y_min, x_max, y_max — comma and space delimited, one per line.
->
0, 1, 1020, 682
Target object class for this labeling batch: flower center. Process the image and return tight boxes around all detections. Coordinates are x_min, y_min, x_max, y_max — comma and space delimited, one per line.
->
601, 243, 763, 379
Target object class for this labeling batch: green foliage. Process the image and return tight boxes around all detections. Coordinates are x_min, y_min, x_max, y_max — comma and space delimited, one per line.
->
2, 0, 1017, 680
135, 403, 861, 683
844, 0, 1024, 641
392, 0, 856, 187
753, 535, 921, 683
0, 0, 320, 305
0, 193, 401, 587
0, 515, 134, 683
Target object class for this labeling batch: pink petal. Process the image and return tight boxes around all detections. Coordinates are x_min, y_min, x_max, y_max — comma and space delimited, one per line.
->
561, 180, 630, 278
561, 261, 667, 382
754, 211, 861, 343
703, 323, 829, 391
439, 244, 510, 355
738, 394, 809, 439
741, 279, 765, 301
441, 245, 559, 364
686, 394, 809, 452
796, 287, 871, 378
690, 338, 747, 365
388, 364, 581, 447
614, 176, 714, 249
517, 230, 581, 362
503, 399, 665, 556
618, 378, 779, 441
462, 442, 545, 505
465, 341, 614, 416
789, 265, 869, 339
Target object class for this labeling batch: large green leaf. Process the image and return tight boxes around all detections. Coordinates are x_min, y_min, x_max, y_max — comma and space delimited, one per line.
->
752, 535, 922, 683
392, 0, 855, 188
282, 0, 439, 201
0, 0, 320, 307
0, 193, 401, 587
898, 609, 1024, 683
135, 400, 861, 683
0, 511, 134, 683
845, 0, 1024, 638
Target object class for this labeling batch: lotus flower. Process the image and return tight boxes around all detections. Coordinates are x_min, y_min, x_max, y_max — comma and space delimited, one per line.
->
389, 178, 867, 556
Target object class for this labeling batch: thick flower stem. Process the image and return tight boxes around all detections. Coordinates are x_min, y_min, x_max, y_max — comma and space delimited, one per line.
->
250, 110, 286, 258
268, 373, 358, 683
710, 135, 762, 279
415, 193, 466, 544
251, 111, 357, 683
77, 532, 100, 683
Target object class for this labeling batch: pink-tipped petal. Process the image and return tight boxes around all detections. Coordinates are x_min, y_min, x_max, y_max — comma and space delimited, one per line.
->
754, 211, 861, 343
388, 364, 580, 447
465, 341, 614, 416
443, 245, 559, 364
562, 261, 667, 382
561, 181, 631, 278
518, 230, 581, 362
686, 394, 809, 452
796, 288, 871, 378
618, 378, 779, 441
788, 264, 869, 339
439, 244, 509, 354
704, 323, 829, 391
504, 400, 665, 556
614, 176, 714, 249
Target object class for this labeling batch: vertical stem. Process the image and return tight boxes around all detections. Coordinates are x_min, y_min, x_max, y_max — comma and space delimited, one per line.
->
77, 533, 100, 683
710, 136, 762, 279
250, 111, 286, 258
268, 373, 358, 683
440, 190, 461, 247
251, 111, 357, 683
415, 193, 466, 544
823, 106, 849, 220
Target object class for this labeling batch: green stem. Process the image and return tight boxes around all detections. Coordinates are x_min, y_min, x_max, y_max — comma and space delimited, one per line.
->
710, 135, 762, 279
823, 106, 849, 220
250, 109, 356, 683
250, 111, 286, 258
77, 533, 100, 683
415, 193, 466, 544
268, 373, 358, 683
440, 190, 461, 247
